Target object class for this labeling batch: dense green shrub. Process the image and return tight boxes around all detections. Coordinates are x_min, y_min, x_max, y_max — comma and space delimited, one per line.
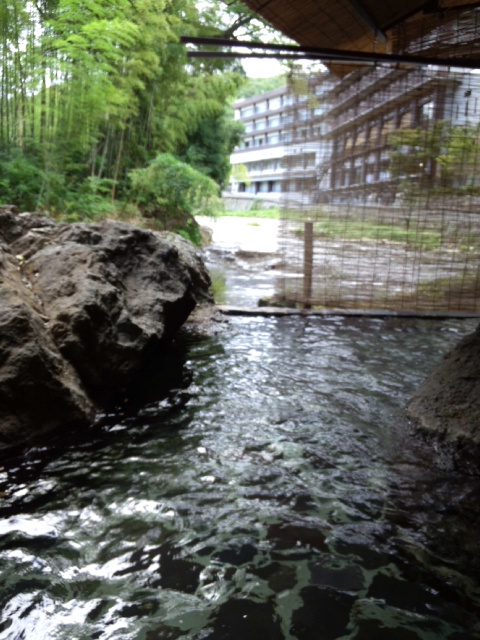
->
128, 153, 222, 245
60, 178, 117, 222
0, 152, 44, 211
128, 153, 222, 219
179, 111, 244, 189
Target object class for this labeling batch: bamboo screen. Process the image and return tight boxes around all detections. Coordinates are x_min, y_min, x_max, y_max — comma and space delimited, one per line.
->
276, 63, 480, 313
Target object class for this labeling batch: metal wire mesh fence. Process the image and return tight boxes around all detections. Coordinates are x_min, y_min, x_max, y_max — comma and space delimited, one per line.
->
276, 63, 480, 313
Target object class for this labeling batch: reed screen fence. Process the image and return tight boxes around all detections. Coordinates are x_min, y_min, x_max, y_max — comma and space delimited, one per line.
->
276, 63, 480, 313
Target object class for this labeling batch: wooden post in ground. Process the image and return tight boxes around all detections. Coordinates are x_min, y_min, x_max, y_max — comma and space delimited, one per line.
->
303, 220, 313, 310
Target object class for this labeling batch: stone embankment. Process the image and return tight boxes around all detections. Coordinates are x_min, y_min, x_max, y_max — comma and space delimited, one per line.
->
0, 206, 212, 451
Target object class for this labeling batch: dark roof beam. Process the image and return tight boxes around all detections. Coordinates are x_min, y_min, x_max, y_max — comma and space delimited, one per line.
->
181, 36, 480, 69
348, 0, 387, 42
381, 1, 434, 32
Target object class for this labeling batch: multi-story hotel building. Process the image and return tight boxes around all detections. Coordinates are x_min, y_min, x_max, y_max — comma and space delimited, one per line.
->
229, 87, 289, 198
229, 66, 480, 206
228, 83, 331, 201
317, 65, 480, 205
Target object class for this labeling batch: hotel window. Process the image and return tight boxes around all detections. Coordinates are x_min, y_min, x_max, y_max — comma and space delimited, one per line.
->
400, 110, 411, 128
269, 97, 281, 110
422, 100, 434, 121
355, 130, 366, 147
241, 106, 254, 117
381, 117, 395, 139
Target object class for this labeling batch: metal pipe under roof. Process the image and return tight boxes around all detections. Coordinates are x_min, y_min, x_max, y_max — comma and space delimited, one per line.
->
181, 36, 480, 70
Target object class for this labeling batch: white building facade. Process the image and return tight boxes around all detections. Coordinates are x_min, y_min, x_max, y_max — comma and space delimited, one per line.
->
229, 67, 480, 206
229, 84, 332, 201
229, 87, 288, 198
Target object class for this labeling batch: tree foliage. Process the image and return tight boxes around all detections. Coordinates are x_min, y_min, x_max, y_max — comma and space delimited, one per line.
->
0, 151, 45, 211
198, 1, 283, 42
129, 153, 222, 218
0, 0, 276, 224
238, 75, 286, 99
179, 109, 244, 188
129, 153, 222, 244
389, 121, 480, 195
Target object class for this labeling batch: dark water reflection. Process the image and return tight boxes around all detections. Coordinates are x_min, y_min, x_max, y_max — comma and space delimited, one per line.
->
0, 316, 479, 639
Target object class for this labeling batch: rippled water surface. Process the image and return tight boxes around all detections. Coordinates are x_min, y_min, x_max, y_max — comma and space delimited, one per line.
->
1, 316, 480, 639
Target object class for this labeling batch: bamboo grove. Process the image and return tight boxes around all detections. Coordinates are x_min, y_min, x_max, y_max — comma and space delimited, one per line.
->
0, 0, 270, 220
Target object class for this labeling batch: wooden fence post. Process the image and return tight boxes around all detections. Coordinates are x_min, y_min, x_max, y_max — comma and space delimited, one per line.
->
303, 220, 313, 310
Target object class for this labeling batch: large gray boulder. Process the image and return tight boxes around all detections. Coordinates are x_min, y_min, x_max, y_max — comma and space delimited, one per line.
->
406, 324, 480, 448
0, 207, 212, 450
0, 244, 94, 450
